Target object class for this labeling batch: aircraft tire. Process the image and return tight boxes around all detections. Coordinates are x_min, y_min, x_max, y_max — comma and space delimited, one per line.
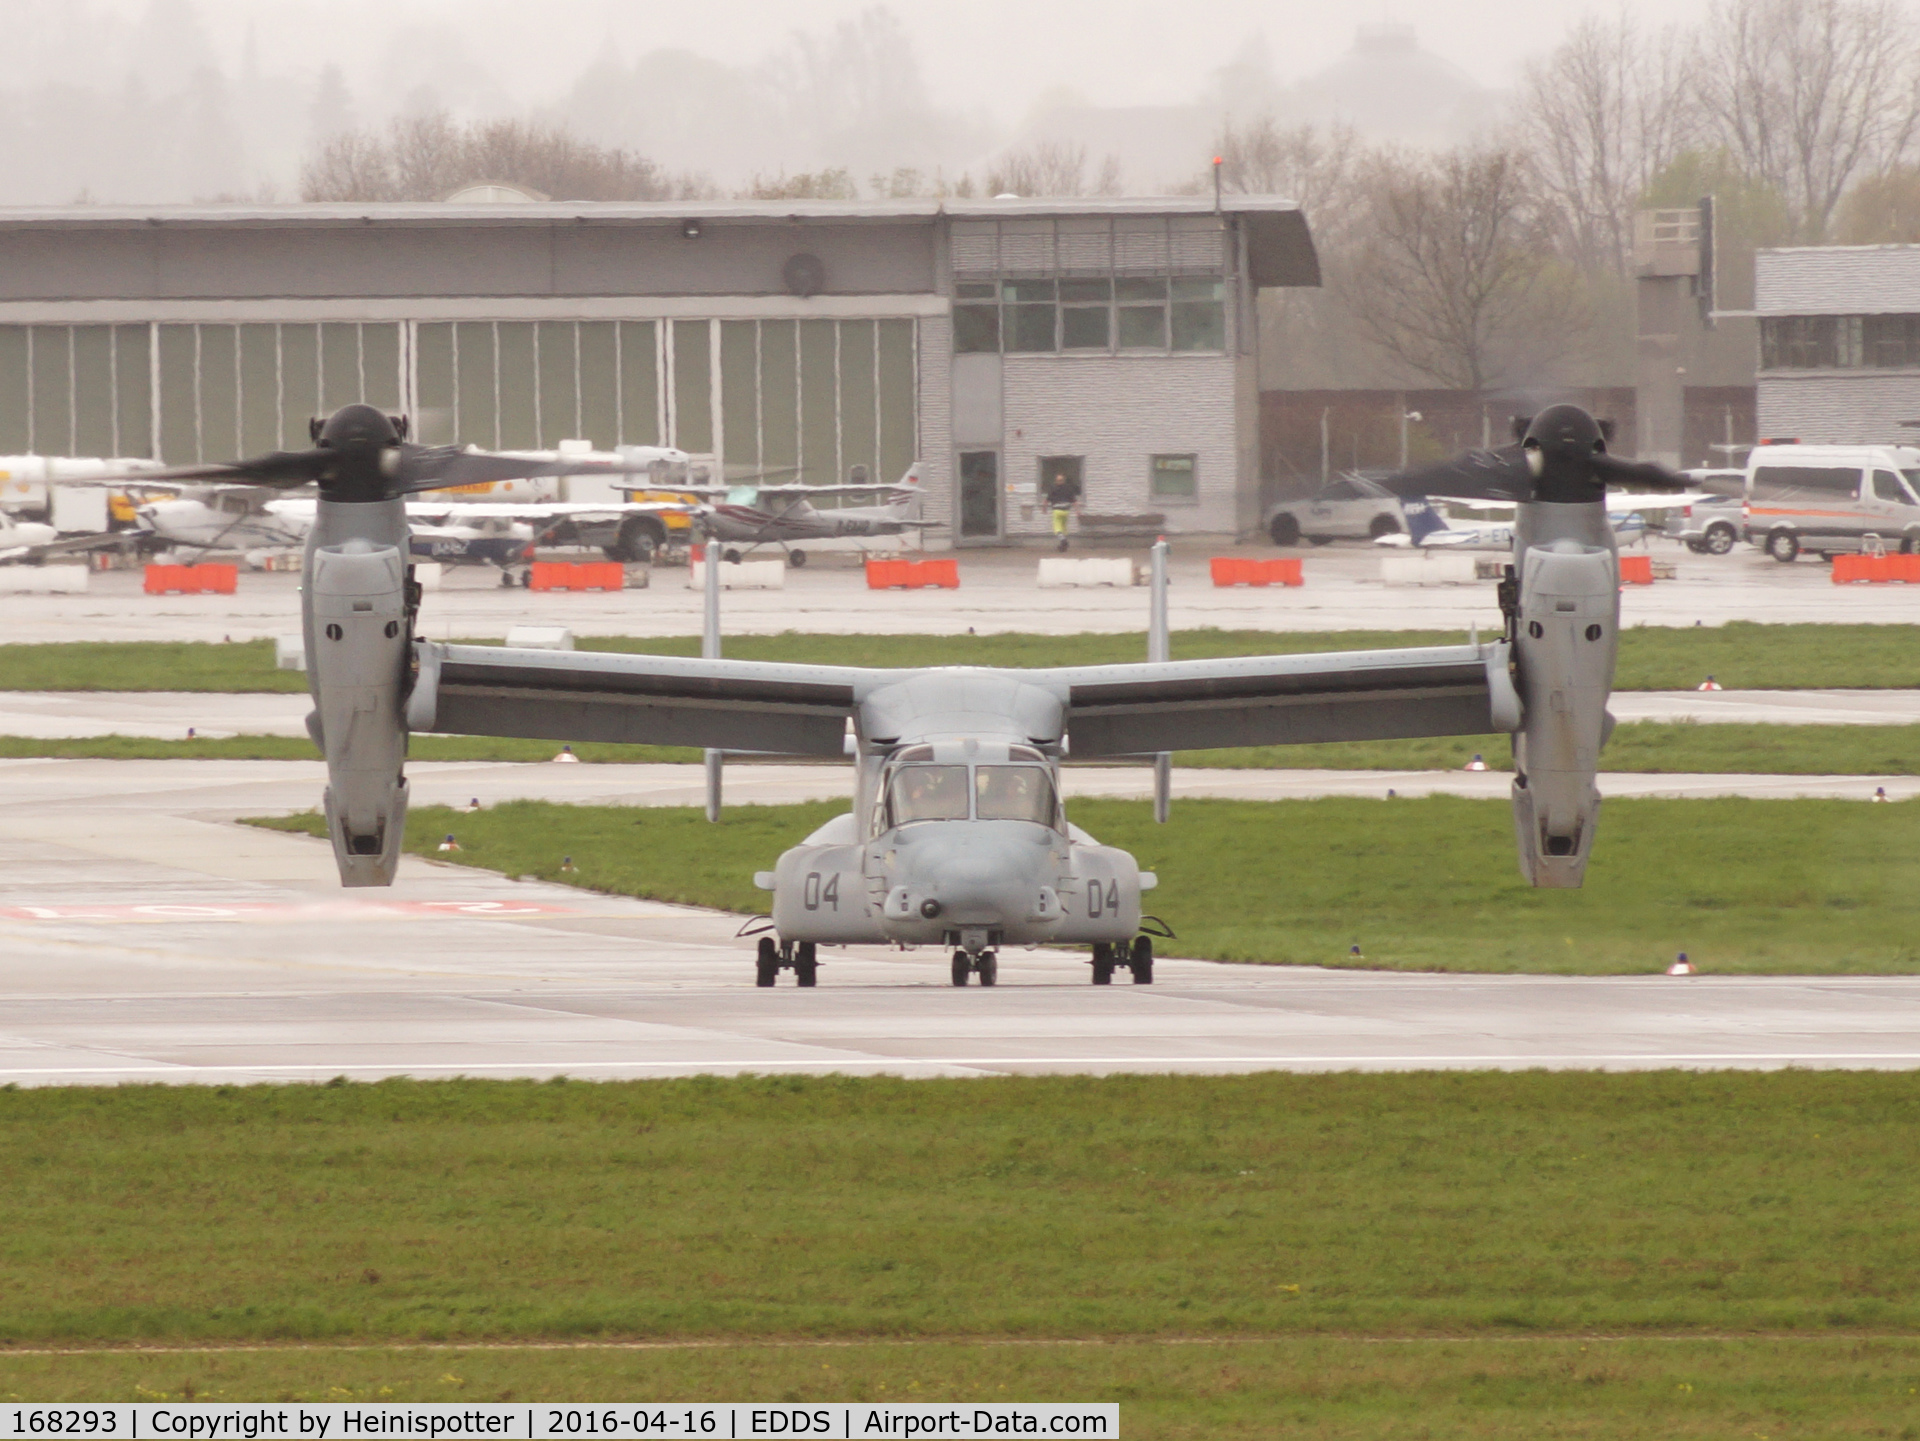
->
788, 549, 807, 567
1130, 936, 1154, 985
1268, 514, 1301, 547
1091, 942, 1114, 985
723, 548, 744, 564
608, 515, 664, 564
977, 953, 998, 987
795, 942, 818, 987
951, 950, 971, 987
756, 936, 780, 987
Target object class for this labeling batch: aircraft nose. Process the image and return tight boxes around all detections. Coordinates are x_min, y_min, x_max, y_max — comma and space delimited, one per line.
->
892, 829, 1059, 929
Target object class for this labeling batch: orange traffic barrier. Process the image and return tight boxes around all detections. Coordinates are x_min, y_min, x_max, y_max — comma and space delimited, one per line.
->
865, 557, 959, 589
1832, 553, 1920, 583
529, 561, 625, 592
1210, 557, 1303, 587
143, 562, 237, 595
1618, 554, 1653, 585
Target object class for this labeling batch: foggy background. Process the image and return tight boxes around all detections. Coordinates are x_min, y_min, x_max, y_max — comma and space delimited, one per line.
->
0, 0, 1727, 204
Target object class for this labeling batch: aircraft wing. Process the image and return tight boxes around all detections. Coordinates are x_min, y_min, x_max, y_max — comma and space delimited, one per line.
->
1, 530, 130, 564
403, 500, 690, 521
1039, 644, 1517, 757
407, 643, 864, 756
1445, 492, 1710, 514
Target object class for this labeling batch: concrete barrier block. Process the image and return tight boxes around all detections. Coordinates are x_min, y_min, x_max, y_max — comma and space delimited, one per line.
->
274, 634, 306, 671
1381, 553, 1480, 586
0, 565, 89, 594
688, 559, 785, 590
1037, 557, 1138, 587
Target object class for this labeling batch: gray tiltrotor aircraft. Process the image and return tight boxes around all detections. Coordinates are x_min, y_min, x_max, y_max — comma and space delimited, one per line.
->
280, 401, 1681, 987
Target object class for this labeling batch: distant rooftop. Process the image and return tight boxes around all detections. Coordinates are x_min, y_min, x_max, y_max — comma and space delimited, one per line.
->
1758, 245, 1920, 314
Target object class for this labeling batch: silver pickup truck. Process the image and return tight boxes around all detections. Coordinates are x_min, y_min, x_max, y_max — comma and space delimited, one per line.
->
1662, 469, 1746, 554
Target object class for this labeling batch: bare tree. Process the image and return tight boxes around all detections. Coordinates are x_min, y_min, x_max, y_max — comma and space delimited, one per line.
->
1341, 147, 1588, 391
1834, 162, 1920, 241
1520, 15, 1698, 273
1694, 0, 1920, 239
745, 168, 859, 200
301, 112, 683, 202
984, 141, 1120, 198
1212, 117, 1363, 239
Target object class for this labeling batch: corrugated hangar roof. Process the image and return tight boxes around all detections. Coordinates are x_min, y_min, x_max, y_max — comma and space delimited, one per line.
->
1757, 245, 1920, 314
0, 196, 1318, 289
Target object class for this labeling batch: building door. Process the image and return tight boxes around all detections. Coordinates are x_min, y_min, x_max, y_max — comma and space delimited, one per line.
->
959, 450, 1000, 539
1038, 455, 1083, 505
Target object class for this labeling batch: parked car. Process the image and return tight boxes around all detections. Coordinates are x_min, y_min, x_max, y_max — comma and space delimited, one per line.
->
1662, 470, 1747, 554
1266, 473, 1404, 546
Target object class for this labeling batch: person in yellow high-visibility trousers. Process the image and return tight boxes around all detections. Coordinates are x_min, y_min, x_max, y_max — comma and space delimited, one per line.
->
1044, 469, 1080, 552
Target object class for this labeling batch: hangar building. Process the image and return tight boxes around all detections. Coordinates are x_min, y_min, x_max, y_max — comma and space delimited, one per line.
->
0, 197, 1317, 542
1756, 245, 1920, 445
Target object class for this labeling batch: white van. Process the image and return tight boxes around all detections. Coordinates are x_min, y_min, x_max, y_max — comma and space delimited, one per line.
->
1743, 443, 1920, 561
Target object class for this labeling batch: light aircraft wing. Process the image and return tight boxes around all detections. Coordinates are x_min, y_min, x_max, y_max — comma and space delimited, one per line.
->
409, 645, 865, 756
1444, 492, 1709, 515
1036, 645, 1514, 757
403, 500, 691, 521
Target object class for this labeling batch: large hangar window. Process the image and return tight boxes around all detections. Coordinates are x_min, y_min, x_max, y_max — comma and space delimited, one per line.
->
950, 215, 1232, 357
0, 315, 919, 474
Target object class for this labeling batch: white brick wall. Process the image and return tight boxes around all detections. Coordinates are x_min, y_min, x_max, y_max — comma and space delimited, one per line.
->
1758, 372, 1920, 445
1758, 246, 1920, 314
916, 313, 954, 533
997, 354, 1240, 535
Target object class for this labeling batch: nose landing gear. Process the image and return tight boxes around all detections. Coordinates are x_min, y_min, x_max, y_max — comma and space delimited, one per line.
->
1090, 937, 1154, 985
951, 950, 998, 986
755, 936, 818, 987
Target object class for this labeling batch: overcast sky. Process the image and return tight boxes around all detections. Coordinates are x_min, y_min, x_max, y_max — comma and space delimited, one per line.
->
175, 0, 1733, 116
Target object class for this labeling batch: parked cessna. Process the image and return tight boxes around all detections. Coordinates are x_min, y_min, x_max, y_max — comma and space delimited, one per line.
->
1377, 491, 1690, 550
261, 401, 1677, 988
641, 465, 935, 564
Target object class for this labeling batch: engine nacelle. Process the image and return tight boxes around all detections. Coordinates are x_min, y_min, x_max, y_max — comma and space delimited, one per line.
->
771, 840, 885, 943
307, 539, 410, 886
1509, 538, 1617, 888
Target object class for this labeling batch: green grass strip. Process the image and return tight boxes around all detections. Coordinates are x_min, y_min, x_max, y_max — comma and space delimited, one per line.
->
250, 795, 1920, 974
2, 622, 1916, 692
5, 1336, 1920, 1433
1, 1072, 1919, 1349
15, 722, 1920, 773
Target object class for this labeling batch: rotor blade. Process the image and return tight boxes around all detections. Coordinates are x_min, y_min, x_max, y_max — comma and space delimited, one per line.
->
391, 446, 662, 495
1589, 452, 1693, 490
79, 450, 331, 489
1379, 446, 1534, 502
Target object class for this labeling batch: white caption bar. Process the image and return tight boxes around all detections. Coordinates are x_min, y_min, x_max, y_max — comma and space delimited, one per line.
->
0, 1406, 1118, 1440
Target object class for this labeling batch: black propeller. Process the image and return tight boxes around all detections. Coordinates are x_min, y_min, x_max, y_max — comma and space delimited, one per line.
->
104, 404, 656, 503
1381, 404, 1689, 504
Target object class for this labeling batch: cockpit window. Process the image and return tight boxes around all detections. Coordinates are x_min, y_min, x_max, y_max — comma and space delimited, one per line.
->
975, 765, 1057, 824
889, 765, 970, 823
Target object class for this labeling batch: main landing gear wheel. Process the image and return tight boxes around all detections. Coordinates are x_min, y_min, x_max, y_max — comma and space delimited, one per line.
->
1130, 936, 1154, 985
795, 942, 818, 987
787, 549, 807, 567
951, 950, 971, 987
977, 952, 998, 987
1090, 942, 1115, 985
722, 548, 744, 564
756, 936, 779, 988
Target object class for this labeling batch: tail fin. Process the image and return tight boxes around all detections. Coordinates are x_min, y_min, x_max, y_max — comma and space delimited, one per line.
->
1402, 496, 1450, 545
885, 462, 923, 517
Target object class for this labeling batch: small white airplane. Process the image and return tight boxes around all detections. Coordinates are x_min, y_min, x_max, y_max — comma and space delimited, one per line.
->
123, 485, 691, 577
643, 463, 936, 564
1375, 492, 1706, 551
